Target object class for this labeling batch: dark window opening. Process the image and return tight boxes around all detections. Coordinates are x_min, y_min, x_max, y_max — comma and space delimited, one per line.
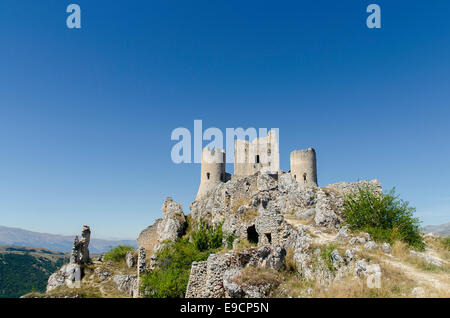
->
207, 172, 210, 180
247, 225, 259, 244
265, 233, 272, 244
303, 173, 307, 182
256, 155, 260, 164
294, 175, 296, 180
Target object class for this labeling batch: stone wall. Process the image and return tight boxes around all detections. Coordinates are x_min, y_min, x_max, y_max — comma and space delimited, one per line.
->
137, 219, 162, 252
185, 261, 208, 298
185, 246, 286, 298
234, 130, 280, 178
137, 197, 187, 255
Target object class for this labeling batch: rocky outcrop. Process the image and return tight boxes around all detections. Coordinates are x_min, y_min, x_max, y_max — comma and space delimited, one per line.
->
326, 180, 382, 196
94, 267, 111, 282
410, 250, 442, 267
191, 171, 380, 234
47, 225, 91, 292
47, 263, 82, 292
113, 275, 138, 297
156, 198, 187, 245
126, 251, 135, 268
69, 225, 91, 265
138, 198, 188, 255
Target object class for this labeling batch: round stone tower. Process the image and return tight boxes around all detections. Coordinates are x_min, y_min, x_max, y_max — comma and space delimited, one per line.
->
290, 148, 318, 186
196, 147, 226, 199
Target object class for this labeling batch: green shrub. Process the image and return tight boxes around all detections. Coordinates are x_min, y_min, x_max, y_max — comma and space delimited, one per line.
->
140, 222, 224, 298
343, 187, 424, 250
191, 221, 223, 252
225, 234, 237, 250
140, 239, 210, 298
103, 245, 134, 262
320, 244, 338, 272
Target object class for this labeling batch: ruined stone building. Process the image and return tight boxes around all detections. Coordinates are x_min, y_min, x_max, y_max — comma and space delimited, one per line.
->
196, 129, 318, 199
234, 129, 280, 178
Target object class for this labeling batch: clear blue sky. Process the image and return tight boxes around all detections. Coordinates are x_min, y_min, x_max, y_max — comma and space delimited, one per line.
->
0, 1, 449, 239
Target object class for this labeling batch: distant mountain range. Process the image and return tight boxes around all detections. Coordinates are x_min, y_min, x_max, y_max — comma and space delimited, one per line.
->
422, 222, 450, 237
0, 226, 137, 253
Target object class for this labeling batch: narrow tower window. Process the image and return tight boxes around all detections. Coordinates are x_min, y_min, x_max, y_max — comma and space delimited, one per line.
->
207, 172, 210, 180
256, 155, 260, 164
303, 173, 307, 183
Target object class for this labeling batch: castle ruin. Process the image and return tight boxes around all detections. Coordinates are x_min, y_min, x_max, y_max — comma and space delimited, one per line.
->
196, 130, 318, 199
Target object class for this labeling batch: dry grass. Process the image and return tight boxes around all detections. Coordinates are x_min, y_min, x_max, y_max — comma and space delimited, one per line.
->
234, 266, 281, 289
274, 261, 419, 298
284, 248, 298, 273
425, 236, 450, 262
23, 258, 137, 298
233, 238, 257, 252
391, 241, 449, 273
285, 216, 315, 226
312, 262, 417, 298
230, 197, 251, 214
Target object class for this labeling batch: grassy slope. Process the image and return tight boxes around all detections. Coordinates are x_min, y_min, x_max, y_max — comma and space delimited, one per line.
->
0, 246, 69, 298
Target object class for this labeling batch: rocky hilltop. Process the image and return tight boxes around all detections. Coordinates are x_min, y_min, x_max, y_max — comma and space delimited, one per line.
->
32, 171, 449, 298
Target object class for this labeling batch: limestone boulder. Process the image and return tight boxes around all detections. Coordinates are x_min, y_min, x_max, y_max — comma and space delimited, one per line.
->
94, 267, 110, 282
364, 241, 379, 250
47, 263, 82, 292
381, 242, 392, 254
126, 251, 135, 268
113, 275, 138, 297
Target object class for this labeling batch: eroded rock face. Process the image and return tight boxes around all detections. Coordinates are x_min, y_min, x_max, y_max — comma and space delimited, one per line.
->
94, 267, 110, 282
47, 264, 82, 292
113, 275, 138, 297
410, 250, 442, 267
190, 171, 380, 233
136, 197, 188, 269
136, 198, 189, 274
314, 189, 341, 228
126, 251, 135, 268
364, 241, 379, 250
158, 198, 186, 242
69, 225, 91, 265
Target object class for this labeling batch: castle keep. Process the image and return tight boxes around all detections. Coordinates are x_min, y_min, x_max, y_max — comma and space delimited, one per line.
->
196, 130, 318, 199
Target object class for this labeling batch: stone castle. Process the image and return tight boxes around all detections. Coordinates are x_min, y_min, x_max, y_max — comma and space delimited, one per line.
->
196, 129, 318, 199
